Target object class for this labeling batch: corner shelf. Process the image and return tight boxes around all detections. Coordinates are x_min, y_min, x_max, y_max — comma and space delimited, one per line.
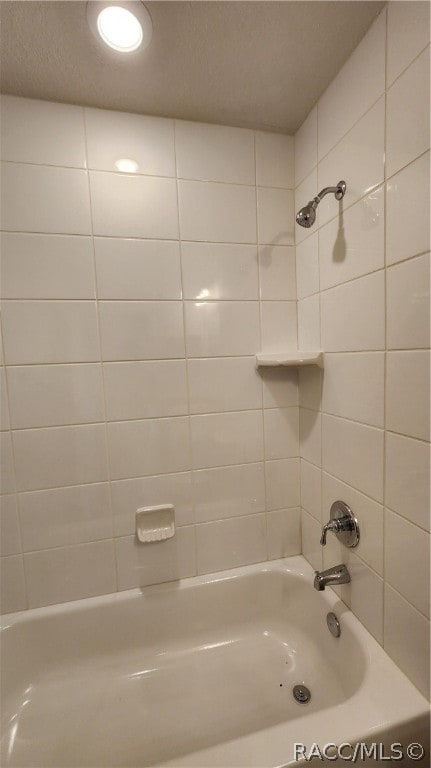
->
256, 351, 324, 368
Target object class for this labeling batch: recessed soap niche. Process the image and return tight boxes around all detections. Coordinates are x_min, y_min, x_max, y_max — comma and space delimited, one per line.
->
136, 505, 175, 543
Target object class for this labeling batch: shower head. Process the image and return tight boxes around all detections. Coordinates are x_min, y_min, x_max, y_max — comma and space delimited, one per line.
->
296, 180, 346, 229
296, 200, 318, 228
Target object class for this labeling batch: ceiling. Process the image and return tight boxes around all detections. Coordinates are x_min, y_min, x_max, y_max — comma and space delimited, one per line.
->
0, 1, 384, 134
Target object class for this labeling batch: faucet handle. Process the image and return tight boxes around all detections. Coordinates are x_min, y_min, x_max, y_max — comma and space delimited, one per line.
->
320, 519, 340, 546
320, 501, 360, 548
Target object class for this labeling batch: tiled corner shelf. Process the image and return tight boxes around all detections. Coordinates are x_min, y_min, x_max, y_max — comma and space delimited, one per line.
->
256, 351, 324, 368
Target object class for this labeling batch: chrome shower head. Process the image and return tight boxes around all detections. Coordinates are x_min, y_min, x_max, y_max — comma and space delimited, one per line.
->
296, 180, 346, 229
296, 200, 318, 228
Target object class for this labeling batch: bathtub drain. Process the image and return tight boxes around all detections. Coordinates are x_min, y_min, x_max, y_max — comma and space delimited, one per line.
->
292, 684, 311, 704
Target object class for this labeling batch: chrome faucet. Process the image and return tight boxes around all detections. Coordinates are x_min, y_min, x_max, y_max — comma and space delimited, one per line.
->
320, 501, 360, 548
314, 564, 351, 591
320, 518, 342, 546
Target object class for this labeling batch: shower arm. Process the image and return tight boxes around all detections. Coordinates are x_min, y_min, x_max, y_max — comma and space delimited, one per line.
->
313, 181, 346, 205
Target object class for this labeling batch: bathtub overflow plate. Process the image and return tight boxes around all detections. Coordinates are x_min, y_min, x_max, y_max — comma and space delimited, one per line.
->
293, 684, 311, 704
327, 612, 341, 638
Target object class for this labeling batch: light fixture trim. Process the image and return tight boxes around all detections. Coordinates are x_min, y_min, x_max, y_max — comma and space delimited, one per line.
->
87, 1, 152, 54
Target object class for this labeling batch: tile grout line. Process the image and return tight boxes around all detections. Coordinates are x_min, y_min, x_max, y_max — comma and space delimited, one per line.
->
253, 130, 269, 563
382, 5, 389, 647
317, 95, 324, 571
1, 333, 28, 608
81, 106, 118, 593
173, 120, 198, 578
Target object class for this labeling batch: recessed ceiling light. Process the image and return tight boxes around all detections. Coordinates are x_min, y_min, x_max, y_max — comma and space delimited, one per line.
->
87, 2, 152, 54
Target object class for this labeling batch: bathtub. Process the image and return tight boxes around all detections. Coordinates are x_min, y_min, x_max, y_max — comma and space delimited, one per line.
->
1, 556, 429, 767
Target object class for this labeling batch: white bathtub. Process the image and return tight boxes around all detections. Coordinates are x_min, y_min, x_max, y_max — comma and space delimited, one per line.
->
1, 556, 429, 767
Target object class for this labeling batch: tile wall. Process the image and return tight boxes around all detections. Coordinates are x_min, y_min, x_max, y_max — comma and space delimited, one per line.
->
0, 95, 300, 611
295, 3, 430, 698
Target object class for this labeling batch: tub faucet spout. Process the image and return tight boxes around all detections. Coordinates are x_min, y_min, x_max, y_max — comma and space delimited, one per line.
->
314, 564, 350, 591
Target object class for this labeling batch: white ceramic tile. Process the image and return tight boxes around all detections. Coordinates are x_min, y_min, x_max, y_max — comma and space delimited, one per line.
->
188, 357, 261, 414
299, 408, 321, 466
386, 351, 430, 441
322, 472, 383, 575
193, 463, 265, 523
1, 368, 10, 431
258, 246, 296, 300
295, 169, 318, 244
7, 364, 105, 429
265, 458, 300, 512
322, 414, 384, 502
13, 424, 108, 492
103, 361, 188, 421
260, 301, 297, 353
321, 352, 385, 428
1, 162, 91, 235
1, 432, 15, 494
0, 495, 20, 556
385, 509, 430, 617
261, 368, 298, 409
298, 367, 321, 411
1, 301, 99, 365
108, 417, 191, 480
185, 301, 259, 358
386, 151, 430, 265
263, 407, 299, 460
324, 549, 384, 644
296, 234, 319, 299
297, 295, 320, 351
24, 540, 116, 608
267, 508, 301, 560
321, 271, 385, 352
317, 9, 386, 159
0, 555, 26, 614
318, 97, 385, 227
111, 472, 193, 536
384, 584, 430, 699
301, 509, 322, 571
191, 410, 263, 469
300, 460, 321, 520
255, 132, 294, 189
387, 2, 430, 86
319, 185, 384, 290
257, 187, 294, 246
178, 180, 256, 243
196, 513, 266, 575
115, 528, 196, 590
99, 302, 184, 361
89, 172, 179, 239
85, 108, 175, 176
386, 47, 430, 177
175, 121, 254, 184
94, 238, 182, 300
385, 432, 430, 531
1, 96, 86, 167
294, 107, 317, 186
19, 483, 112, 552
1, 233, 95, 299
387, 253, 430, 349
181, 242, 258, 300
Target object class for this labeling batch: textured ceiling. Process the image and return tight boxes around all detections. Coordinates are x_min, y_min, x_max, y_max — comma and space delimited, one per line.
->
0, 1, 384, 133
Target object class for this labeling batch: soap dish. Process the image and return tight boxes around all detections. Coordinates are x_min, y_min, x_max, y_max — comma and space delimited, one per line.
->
136, 505, 175, 543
